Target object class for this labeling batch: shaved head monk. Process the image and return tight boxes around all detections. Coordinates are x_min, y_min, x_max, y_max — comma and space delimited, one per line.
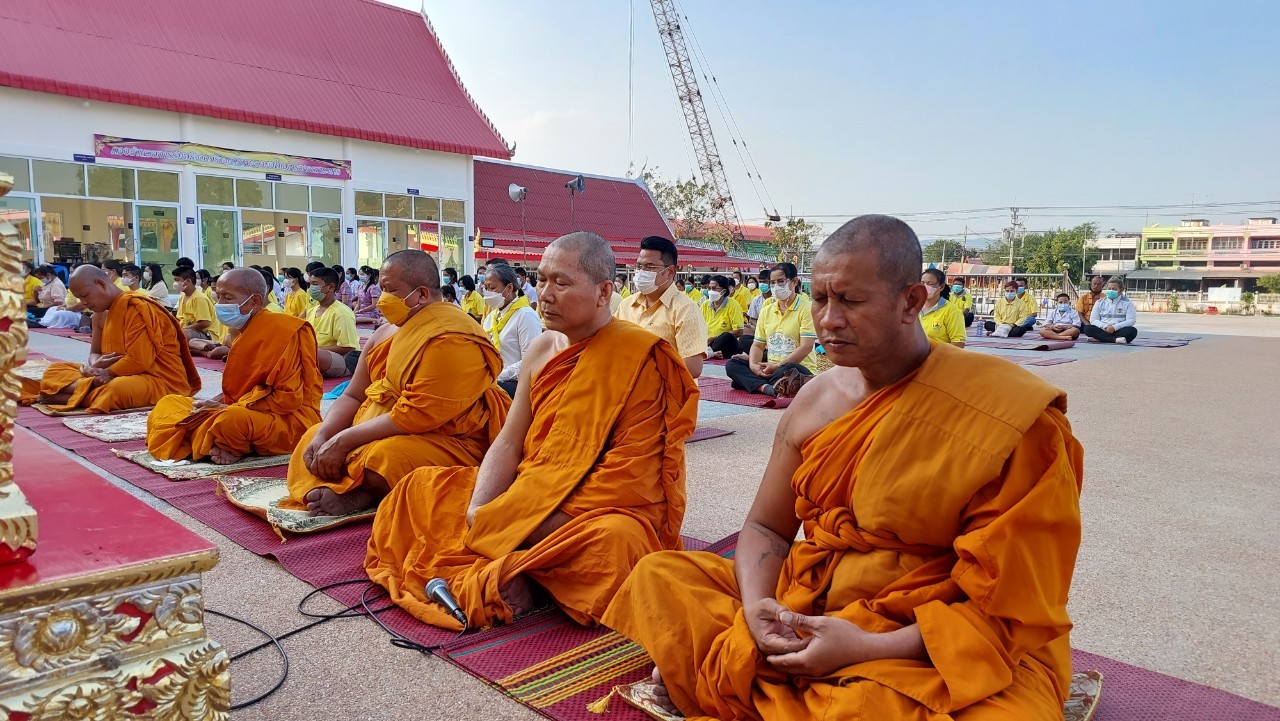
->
20, 265, 200, 413
146, 268, 323, 465
284, 249, 511, 516
365, 232, 699, 630
604, 215, 1085, 720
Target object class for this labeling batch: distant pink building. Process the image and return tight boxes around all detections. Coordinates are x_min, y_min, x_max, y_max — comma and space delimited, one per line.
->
1131, 218, 1280, 291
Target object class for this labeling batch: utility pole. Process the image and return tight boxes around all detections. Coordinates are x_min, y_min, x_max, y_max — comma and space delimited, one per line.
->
962, 225, 969, 263
1006, 207, 1023, 270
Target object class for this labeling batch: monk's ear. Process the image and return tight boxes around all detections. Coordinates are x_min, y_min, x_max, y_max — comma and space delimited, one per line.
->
903, 282, 928, 319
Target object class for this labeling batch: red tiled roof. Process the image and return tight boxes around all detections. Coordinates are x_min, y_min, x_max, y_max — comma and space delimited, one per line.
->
683, 223, 777, 242
477, 231, 763, 270
475, 159, 673, 242
0, 0, 510, 158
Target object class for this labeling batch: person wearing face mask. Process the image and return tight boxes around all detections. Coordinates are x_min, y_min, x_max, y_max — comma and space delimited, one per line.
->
949, 278, 974, 327
119, 263, 142, 293
147, 268, 323, 466
20, 265, 199, 413
353, 267, 384, 325
984, 280, 1033, 338
685, 277, 703, 304
481, 264, 543, 397
306, 268, 361, 378
725, 263, 816, 397
1038, 293, 1082, 341
283, 267, 311, 318
742, 268, 772, 350
614, 236, 708, 378
459, 274, 486, 322
252, 266, 284, 313
730, 273, 753, 310
1014, 277, 1039, 329
103, 259, 129, 291
346, 267, 362, 301
28, 265, 67, 320
703, 274, 746, 360
1082, 276, 1138, 343
1075, 275, 1105, 327
918, 268, 966, 348
34, 265, 87, 330
172, 267, 218, 342
283, 249, 512, 517
615, 274, 632, 299
140, 263, 170, 307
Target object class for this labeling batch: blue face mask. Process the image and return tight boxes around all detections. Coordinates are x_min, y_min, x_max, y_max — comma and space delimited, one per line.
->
1005, 291, 1018, 301
215, 297, 255, 330
1105, 289, 1120, 300
952, 284, 964, 295
1058, 303, 1071, 312
684, 283, 693, 291
1016, 286, 1026, 296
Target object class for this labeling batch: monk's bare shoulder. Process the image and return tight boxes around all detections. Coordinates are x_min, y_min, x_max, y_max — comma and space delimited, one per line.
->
524, 331, 570, 380
366, 321, 397, 349
778, 367, 869, 448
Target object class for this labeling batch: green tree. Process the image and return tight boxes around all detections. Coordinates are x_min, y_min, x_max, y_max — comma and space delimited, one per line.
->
979, 223, 1097, 282
922, 239, 968, 264
766, 217, 824, 263
641, 169, 718, 241
1258, 274, 1280, 293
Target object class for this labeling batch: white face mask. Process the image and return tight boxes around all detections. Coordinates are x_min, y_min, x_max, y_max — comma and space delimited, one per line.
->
708, 290, 723, 303
143, 270, 152, 281
772, 282, 793, 301
634, 269, 661, 295
482, 289, 505, 308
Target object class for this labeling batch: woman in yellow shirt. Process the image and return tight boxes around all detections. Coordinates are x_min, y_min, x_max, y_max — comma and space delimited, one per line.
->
703, 274, 745, 360
919, 268, 966, 347
460, 275, 486, 322
282, 267, 311, 318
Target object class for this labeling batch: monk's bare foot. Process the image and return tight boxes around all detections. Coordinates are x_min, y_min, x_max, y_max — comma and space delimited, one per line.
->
208, 446, 243, 465
649, 667, 680, 715
304, 487, 374, 517
208, 346, 230, 361
499, 575, 535, 618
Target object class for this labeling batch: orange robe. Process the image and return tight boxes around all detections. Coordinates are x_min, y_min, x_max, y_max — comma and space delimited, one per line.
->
604, 343, 1084, 721
283, 302, 509, 508
20, 293, 199, 413
365, 321, 699, 630
146, 311, 323, 460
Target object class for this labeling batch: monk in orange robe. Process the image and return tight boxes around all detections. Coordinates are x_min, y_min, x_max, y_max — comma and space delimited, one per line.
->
604, 215, 1084, 721
365, 232, 698, 630
284, 249, 510, 516
20, 265, 200, 413
146, 268, 322, 464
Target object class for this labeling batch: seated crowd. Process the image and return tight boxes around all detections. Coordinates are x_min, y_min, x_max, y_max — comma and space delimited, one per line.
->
19, 218, 1094, 719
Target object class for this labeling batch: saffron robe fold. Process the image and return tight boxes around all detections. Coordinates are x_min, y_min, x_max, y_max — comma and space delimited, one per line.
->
146, 312, 323, 460
283, 302, 509, 508
365, 321, 699, 630
603, 343, 1084, 721
20, 293, 200, 413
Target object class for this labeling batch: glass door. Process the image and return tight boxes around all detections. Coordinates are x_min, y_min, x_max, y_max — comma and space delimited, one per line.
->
310, 216, 341, 267
199, 206, 239, 270
356, 219, 385, 271
0, 196, 37, 265
135, 204, 180, 270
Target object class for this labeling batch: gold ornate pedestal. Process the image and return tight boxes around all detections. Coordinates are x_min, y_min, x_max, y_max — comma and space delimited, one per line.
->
0, 550, 228, 720
0, 169, 38, 565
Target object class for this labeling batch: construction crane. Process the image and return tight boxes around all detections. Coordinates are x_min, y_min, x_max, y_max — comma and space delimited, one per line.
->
649, 0, 747, 252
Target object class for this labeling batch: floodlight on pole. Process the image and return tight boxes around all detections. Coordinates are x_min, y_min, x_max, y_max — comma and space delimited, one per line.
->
564, 175, 585, 229
508, 183, 528, 263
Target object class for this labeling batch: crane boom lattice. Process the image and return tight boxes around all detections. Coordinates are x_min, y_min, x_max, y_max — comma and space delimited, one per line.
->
650, 0, 745, 251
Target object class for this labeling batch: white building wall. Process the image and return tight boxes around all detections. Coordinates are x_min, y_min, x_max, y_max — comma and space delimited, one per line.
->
0, 86, 474, 269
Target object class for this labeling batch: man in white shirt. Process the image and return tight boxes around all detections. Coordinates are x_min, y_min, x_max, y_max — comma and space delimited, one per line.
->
30, 265, 67, 319
515, 266, 538, 311
1082, 276, 1138, 343
1039, 292, 1081, 341
741, 269, 772, 355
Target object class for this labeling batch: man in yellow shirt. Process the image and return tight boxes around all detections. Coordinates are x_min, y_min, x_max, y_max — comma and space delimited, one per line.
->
949, 277, 975, 327
22, 261, 43, 307
173, 267, 219, 342
615, 236, 707, 379
984, 279, 1033, 337
703, 274, 745, 360
726, 263, 816, 398
1015, 277, 1040, 327
306, 267, 361, 378
730, 272, 754, 310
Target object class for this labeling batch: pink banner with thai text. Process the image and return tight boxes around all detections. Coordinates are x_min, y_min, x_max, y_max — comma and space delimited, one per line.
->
93, 135, 352, 181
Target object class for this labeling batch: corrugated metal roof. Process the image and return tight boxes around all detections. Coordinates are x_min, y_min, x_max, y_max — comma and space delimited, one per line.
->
0, 0, 510, 158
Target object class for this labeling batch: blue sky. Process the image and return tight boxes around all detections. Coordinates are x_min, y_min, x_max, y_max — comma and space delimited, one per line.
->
400, 0, 1280, 244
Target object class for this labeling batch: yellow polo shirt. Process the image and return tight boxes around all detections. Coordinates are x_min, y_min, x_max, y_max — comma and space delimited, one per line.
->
920, 299, 966, 344
1016, 291, 1038, 319
176, 291, 220, 340
703, 297, 744, 337
284, 289, 310, 318
306, 301, 359, 350
730, 286, 753, 312
24, 275, 42, 304
686, 287, 704, 304
753, 294, 817, 372
950, 291, 974, 313
616, 282, 708, 360
461, 290, 487, 321
991, 296, 1024, 326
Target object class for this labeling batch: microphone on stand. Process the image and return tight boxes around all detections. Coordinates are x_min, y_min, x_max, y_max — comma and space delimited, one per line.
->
426, 577, 468, 630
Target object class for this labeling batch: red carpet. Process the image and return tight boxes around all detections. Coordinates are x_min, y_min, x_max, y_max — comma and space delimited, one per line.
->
987, 354, 1077, 367
968, 338, 1077, 351
697, 376, 790, 409
687, 427, 732, 443
1071, 649, 1280, 721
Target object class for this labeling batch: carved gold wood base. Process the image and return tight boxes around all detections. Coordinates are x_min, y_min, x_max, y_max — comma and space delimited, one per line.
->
0, 565, 228, 720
